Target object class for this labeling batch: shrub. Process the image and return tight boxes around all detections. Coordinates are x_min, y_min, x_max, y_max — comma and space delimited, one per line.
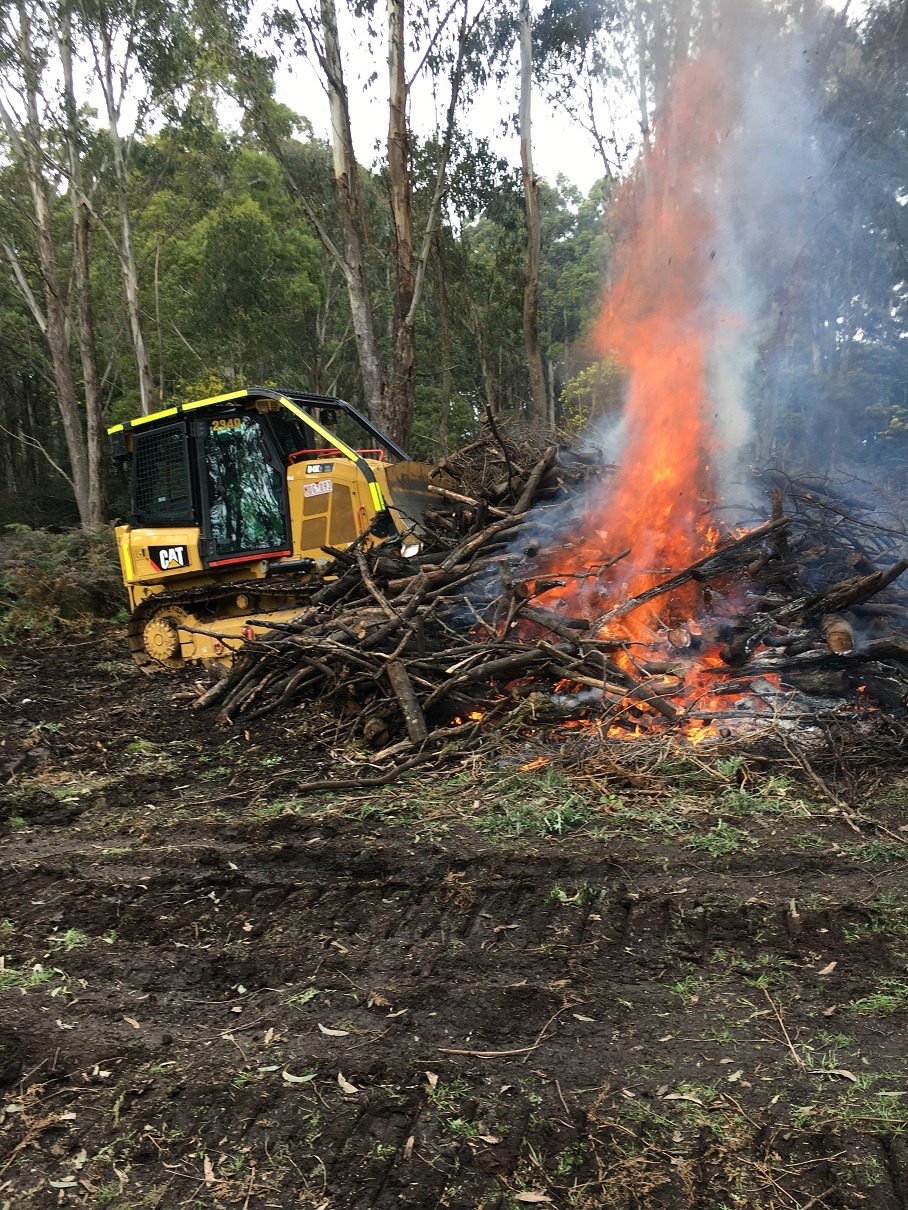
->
0, 526, 126, 640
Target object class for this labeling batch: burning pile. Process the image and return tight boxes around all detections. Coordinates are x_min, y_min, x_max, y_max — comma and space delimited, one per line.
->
197, 428, 908, 782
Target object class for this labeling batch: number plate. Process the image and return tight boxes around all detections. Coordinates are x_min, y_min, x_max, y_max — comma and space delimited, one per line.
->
303, 479, 333, 499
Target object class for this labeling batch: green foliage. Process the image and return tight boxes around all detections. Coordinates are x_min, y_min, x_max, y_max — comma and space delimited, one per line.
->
561, 356, 624, 431
475, 767, 593, 837
684, 820, 751, 857
0, 527, 125, 640
849, 979, 908, 1016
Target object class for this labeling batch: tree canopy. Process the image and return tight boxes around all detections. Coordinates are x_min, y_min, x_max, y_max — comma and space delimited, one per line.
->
0, 0, 905, 526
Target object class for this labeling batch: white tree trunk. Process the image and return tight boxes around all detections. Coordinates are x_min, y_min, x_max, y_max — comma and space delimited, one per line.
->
95, 18, 155, 415
519, 0, 547, 425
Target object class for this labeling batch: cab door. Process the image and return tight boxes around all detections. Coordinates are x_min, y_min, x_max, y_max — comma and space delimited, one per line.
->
198, 410, 290, 565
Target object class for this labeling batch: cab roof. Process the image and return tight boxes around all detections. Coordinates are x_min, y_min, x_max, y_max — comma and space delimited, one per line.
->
108, 387, 346, 435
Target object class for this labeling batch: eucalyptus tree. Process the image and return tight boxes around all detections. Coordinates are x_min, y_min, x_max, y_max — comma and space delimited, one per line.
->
0, 0, 100, 524
73, 0, 198, 415
519, 0, 546, 423
236, 0, 495, 446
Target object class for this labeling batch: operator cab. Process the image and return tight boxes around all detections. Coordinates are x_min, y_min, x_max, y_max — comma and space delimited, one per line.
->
110, 387, 406, 570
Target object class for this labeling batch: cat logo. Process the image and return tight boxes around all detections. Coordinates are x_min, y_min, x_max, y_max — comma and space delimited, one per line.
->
149, 544, 189, 572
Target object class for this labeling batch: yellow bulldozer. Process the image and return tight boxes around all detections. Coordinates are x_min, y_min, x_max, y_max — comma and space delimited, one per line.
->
109, 386, 440, 670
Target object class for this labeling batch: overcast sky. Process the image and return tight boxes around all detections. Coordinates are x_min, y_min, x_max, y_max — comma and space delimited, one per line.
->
272, 18, 608, 198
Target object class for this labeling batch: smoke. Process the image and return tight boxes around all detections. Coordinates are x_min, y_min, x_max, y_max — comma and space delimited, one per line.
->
585, 0, 862, 521
702, 4, 835, 502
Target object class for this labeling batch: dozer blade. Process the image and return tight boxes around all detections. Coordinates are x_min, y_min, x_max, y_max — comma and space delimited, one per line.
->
383, 461, 454, 534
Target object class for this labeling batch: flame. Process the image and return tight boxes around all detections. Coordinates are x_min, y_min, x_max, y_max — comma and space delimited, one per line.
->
547, 53, 738, 624
518, 54, 768, 741
519, 757, 550, 772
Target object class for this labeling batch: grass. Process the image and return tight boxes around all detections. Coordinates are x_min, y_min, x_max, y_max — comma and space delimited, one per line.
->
684, 819, 752, 856
48, 927, 91, 951
849, 979, 908, 1015
845, 840, 908, 863
0, 964, 56, 992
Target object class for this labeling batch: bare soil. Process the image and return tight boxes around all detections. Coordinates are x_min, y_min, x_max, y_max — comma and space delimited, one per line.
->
1, 630, 908, 1209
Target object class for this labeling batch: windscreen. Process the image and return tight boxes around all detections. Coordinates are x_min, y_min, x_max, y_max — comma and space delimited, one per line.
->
266, 404, 398, 463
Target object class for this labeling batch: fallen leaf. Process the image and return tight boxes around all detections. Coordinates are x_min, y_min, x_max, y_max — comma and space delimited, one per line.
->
726, 1070, 743, 1083
822, 1005, 838, 1017
228, 861, 239, 870
59, 1111, 77, 1121
663, 1093, 703, 1105
282, 1069, 316, 1084
257, 1065, 279, 1073
230, 1006, 243, 1013
818, 961, 837, 976
572, 1014, 595, 1023
203, 1156, 215, 1186
318, 1024, 349, 1037
264, 1027, 275, 1045
514, 1193, 552, 1204
123, 1016, 141, 1030
479, 1134, 501, 1144
813, 1068, 858, 1083
338, 1072, 359, 1094
72, 1149, 88, 1170
403, 1134, 415, 1160
236, 984, 247, 995
425, 1071, 439, 1089
49, 1180, 78, 1189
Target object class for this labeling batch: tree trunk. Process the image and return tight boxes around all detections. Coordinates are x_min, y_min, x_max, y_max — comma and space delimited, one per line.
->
519, 0, 547, 426
386, 0, 416, 446
73, 196, 107, 526
1, 2, 92, 526
97, 21, 154, 415
320, 0, 386, 425
61, 11, 105, 526
436, 230, 452, 451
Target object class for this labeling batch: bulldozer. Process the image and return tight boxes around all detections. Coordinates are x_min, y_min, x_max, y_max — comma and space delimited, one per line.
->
109, 386, 441, 670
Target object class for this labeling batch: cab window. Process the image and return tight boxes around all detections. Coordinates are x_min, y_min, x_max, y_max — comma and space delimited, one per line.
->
132, 423, 192, 523
204, 414, 287, 557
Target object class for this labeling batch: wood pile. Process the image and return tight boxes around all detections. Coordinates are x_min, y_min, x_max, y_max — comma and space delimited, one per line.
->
197, 431, 908, 781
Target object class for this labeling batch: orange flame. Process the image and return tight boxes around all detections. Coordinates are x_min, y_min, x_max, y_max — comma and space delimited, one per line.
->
526, 55, 777, 740
555, 51, 739, 622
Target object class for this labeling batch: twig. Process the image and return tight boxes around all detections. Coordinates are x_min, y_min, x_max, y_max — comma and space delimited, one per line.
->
762, 985, 806, 1070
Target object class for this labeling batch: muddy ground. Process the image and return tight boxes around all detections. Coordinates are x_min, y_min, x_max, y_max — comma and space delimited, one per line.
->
1, 629, 908, 1209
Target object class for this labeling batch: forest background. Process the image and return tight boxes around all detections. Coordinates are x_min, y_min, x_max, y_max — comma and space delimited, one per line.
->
0, 0, 907, 531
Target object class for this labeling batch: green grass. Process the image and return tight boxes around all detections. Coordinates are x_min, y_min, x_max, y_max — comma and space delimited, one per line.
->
849, 979, 908, 1015
0, 964, 56, 992
684, 819, 751, 856
846, 840, 908, 863
48, 927, 91, 951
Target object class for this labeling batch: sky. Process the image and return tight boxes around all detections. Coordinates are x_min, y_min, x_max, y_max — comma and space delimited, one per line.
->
271, 10, 610, 198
